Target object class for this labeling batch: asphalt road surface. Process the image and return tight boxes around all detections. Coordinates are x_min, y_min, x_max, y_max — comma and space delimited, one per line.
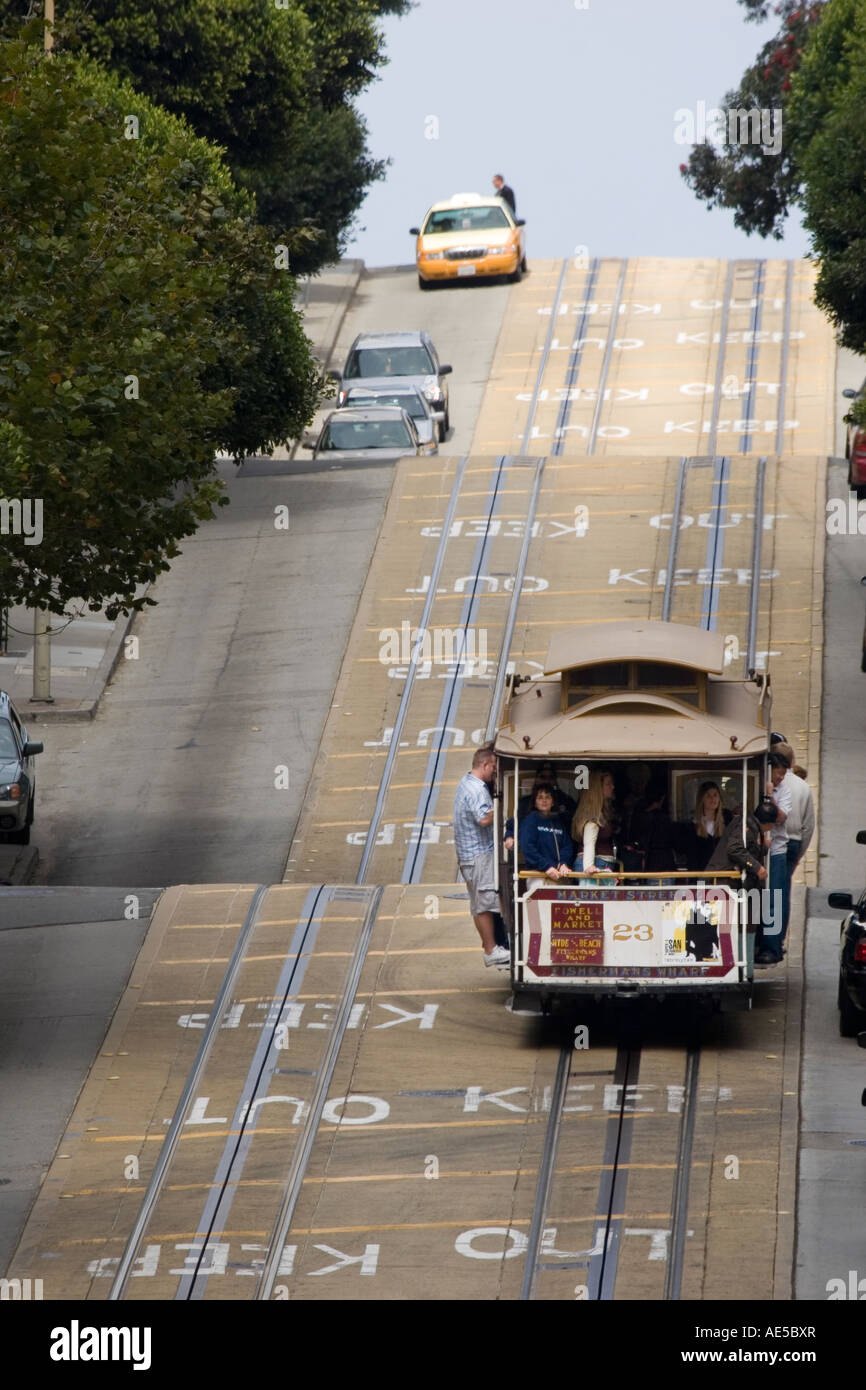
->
3, 263, 866, 1299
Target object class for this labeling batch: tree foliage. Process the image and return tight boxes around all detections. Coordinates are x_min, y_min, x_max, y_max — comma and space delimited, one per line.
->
789, 0, 866, 361
242, 100, 386, 273
679, 0, 866, 419
0, 0, 413, 275
38, 0, 313, 168
232, 0, 412, 268
0, 33, 318, 616
679, 1, 825, 239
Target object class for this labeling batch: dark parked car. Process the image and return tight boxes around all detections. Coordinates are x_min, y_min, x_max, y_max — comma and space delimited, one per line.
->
329, 331, 452, 440
828, 828, 866, 1036
0, 690, 43, 844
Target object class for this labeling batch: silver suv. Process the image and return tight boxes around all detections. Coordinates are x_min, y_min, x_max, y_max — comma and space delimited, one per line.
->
330, 331, 453, 441
0, 691, 43, 844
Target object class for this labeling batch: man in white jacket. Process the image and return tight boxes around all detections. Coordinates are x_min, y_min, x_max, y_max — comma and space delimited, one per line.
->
775, 743, 815, 934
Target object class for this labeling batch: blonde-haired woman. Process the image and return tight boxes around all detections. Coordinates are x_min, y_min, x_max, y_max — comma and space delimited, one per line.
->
686, 781, 731, 871
571, 769, 618, 874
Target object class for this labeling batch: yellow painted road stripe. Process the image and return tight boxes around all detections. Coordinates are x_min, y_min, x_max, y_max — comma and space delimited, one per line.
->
59, 1157, 777, 1197
373, 590, 808, 604
48, 1206, 791, 1247
86, 1111, 772, 1143
137, 984, 502, 1006
158, 947, 481, 965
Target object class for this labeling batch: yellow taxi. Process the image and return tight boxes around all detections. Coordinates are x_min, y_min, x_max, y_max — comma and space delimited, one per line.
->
410, 193, 527, 290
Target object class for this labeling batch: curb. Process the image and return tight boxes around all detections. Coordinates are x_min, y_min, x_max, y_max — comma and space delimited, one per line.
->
288, 259, 365, 461
0, 844, 39, 886
21, 604, 139, 726
774, 882, 805, 1300
314, 259, 365, 375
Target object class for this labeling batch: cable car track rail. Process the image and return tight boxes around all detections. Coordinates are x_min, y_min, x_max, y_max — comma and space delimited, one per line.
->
519, 1044, 572, 1301
739, 261, 765, 455
107, 884, 271, 1301
255, 884, 384, 1302
549, 258, 602, 456
586, 258, 629, 456
402, 258, 633, 876
587, 1043, 643, 1301
107, 883, 385, 1301
663, 1042, 701, 1301
357, 255, 637, 886
399, 454, 523, 884
353, 257, 571, 886
355, 446, 475, 884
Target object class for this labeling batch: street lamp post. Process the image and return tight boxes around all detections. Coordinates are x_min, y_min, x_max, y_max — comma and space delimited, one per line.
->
32, 609, 53, 702
36, 5, 55, 698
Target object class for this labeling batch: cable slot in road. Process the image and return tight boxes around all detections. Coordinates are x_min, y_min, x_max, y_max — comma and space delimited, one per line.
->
664, 1042, 701, 1300
587, 1044, 642, 1300
256, 885, 384, 1301
356, 452, 473, 884
108, 883, 272, 1301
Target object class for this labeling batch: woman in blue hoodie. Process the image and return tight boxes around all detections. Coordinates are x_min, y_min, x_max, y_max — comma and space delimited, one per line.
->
519, 784, 575, 879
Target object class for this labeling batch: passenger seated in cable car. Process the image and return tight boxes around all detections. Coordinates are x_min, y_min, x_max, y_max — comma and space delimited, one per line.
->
517, 762, 577, 823
504, 762, 577, 844
620, 762, 652, 867
518, 784, 575, 880
681, 780, 732, 871
626, 778, 678, 874
571, 768, 619, 873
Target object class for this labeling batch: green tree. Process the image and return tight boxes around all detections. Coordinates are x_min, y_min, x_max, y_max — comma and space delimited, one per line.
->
788, 0, 866, 364
1, 0, 413, 275
41, 0, 313, 168
247, 1, 413, 271
0, 33, 318, 617
679, 1, 825, 239
243, 101, 386, 274
679, 0, 866, 429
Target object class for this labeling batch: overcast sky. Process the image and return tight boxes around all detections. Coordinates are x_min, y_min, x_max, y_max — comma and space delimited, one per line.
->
346, 0, 810, 268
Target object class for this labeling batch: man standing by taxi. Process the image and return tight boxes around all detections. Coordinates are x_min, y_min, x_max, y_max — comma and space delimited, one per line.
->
492, 174, 516, 216
454, 746, 510, 968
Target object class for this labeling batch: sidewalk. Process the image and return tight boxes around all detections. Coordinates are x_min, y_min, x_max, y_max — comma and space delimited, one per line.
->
298, 259, 364, 374
0, 260, 364, 726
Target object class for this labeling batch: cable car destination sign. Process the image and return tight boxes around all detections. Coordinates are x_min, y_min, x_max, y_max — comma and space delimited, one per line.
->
525, 889, 734, 977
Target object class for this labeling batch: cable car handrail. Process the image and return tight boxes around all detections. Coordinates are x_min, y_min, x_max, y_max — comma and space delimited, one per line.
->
515, 869, 742, 880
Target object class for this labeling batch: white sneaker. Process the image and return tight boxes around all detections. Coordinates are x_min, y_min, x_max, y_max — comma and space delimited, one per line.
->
483, 945, 510, 968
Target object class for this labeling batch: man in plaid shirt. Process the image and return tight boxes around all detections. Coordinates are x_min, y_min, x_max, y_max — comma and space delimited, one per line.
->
454, 746, 510, 968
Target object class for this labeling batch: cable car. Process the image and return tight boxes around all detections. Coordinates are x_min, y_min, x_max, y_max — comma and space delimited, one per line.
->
493, 621, 773, 1011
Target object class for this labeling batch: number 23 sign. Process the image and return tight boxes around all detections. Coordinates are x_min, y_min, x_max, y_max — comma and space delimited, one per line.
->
611, 922, 654, 942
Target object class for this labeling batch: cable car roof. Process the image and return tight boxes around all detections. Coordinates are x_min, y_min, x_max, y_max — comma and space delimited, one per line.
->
494, 698, 769, 760
497, 617, 771, 759
543, 620, 726, 676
